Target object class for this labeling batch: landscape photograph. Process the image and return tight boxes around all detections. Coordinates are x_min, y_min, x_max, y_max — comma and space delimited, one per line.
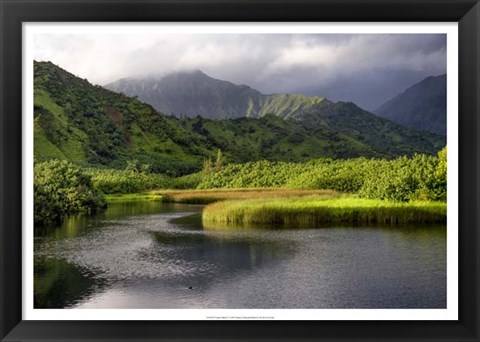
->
32, 32, 448, 310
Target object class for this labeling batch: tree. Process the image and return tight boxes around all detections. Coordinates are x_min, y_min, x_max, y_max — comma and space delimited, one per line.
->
433, 146, 447, 201
215, 149, 224, 170
203, 157, 213, 174
125, 159, 140, 173
34, 160, 106, 226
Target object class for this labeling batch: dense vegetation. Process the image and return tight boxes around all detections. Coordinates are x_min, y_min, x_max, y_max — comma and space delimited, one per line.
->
34, 146, 446, 226
33, 61, 448, 228
198, 147, 447, 202
34, 160, 106, 226
79, 146, 446, 202
180, 113, 443, 162
86, 166, 173, 194
35, 61, 444, 177
34, 61, 212, 175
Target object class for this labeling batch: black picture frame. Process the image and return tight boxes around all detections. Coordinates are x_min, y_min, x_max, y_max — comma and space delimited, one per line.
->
1, 0, 479, 341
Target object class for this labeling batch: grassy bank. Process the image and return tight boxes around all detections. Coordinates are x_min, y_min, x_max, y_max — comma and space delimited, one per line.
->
35, 152, 447, 227
202, 195, 447, 228
160, 189, 338, 204
104, 193, 162, 203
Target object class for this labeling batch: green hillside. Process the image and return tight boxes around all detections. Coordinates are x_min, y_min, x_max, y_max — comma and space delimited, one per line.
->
297, 100, 445, 157
180, 114, 378, 162
34, 61, 213, 175
34, 61, 445, 175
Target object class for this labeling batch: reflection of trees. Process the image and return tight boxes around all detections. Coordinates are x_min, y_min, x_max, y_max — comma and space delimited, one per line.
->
33, 205, 297, 308
33, 203, 202, 308
35, 214, 90, 239
34, 257, 99, 308
35, 202, 201, 239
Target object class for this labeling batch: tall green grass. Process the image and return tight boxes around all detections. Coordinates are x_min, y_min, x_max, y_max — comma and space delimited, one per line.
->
202, 196, 446, 228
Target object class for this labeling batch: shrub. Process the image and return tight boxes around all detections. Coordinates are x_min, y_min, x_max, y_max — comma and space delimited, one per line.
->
359, 148, 447, 202
34, 160, 106, 226
196, 148, 447, 202
86, 168, 174, 194
173, 172, 203, 189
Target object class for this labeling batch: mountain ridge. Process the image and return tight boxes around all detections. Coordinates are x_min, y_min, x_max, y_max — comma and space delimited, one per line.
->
375, 74, 446, 135
105, 70, 327, 120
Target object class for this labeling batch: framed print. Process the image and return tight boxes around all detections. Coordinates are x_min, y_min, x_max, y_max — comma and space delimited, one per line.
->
0, 0, 479, 341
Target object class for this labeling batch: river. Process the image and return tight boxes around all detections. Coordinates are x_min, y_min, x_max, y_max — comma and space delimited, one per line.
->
34, 201, 446, 309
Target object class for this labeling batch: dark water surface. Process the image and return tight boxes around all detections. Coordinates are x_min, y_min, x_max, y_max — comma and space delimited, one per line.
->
34, 201, 446, 309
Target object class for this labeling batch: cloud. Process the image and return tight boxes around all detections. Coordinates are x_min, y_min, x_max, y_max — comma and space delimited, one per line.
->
33, 32, 446, 109
264, 35, 445, 87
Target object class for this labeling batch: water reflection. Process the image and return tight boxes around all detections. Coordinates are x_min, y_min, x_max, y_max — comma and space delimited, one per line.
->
34, 257, 101, 308
34, 202, 446, 309
150, 228, 293, 276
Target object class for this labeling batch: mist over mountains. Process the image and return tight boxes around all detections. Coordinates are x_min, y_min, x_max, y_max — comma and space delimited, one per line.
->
106, 69, 447, 137
36, 33, 447, 111
105, 70, 326, 120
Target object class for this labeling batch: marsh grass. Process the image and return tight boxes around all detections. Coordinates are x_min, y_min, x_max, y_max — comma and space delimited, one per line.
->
202, 196, 447, 228
105, 193, 162, 203
159, 189, 338, 204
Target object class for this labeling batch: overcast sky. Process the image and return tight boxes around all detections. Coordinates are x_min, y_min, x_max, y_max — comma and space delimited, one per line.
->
34, 33, 446, 110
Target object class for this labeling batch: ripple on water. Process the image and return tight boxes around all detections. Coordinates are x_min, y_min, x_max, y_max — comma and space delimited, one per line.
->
36, 213, 217, 281
35, 205, 447, 309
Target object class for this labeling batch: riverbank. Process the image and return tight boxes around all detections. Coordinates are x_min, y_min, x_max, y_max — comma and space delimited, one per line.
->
159, 188, 338, 204
34, 198, 447, 309
105, 193, 162, 202
105, 189, 336, 204
105, 189, 447, 227
202, 195, 447, 228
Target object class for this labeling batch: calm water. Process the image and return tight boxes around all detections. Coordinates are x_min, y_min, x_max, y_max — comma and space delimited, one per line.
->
34, 201, 446, 309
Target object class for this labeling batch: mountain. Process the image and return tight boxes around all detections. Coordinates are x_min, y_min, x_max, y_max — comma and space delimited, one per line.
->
294, 100, 444, 157
180, 111, 443, 162
34, 62, 213, 175
374, 75, 446, 135
106, 69, 444, 156
34, 61, 445, 175
105, 71, 326, 120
